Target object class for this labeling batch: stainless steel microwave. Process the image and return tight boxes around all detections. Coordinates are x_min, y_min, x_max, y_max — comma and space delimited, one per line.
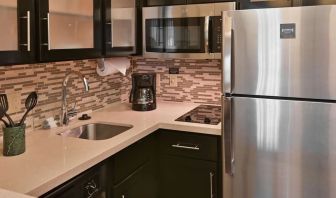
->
142, 2, 235, 59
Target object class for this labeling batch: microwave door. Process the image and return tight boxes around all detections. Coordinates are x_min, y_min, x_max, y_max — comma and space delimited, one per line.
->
165, 17, 206, 53
145, 19, 164, 52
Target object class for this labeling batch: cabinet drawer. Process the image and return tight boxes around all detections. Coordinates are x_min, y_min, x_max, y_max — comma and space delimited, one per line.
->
159, 130, 218, 161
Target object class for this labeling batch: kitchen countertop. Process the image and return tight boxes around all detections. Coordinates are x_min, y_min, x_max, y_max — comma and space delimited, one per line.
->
0, 101, 221, 197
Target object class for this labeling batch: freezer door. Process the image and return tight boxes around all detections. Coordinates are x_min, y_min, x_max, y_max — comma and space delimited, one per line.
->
224, 97, 336, 198
223, 6, 336, 100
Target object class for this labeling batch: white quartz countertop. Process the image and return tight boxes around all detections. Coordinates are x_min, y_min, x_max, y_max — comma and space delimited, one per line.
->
0, 101, 221, 197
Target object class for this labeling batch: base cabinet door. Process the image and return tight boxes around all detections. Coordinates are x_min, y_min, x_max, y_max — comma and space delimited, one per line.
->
159, 155, 217, 198
41, 164, 106, 198
113, 161, 158, 198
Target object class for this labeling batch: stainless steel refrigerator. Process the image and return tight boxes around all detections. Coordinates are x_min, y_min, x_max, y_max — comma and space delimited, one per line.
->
221, 5, 336, 198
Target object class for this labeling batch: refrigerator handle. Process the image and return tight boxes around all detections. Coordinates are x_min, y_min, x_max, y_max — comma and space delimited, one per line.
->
204, 16, 210, 54
223, 96, 234, 176
222, 13, 233, 94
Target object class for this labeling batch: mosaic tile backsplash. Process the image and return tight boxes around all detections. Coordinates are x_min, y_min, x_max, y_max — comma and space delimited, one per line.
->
0, 60, 122, 134
0, 57, 221, 134
121, 58, 221, 105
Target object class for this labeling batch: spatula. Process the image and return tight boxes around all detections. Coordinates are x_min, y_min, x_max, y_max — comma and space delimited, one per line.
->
19, 92, 38, 125
0, 94, 15, 127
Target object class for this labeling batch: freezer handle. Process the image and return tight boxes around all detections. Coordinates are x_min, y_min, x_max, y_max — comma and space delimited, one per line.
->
223, 97, 234, 176
222, 13, 233, 94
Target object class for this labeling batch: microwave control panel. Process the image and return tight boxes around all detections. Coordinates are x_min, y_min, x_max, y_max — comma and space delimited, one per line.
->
210, 16, 222, 53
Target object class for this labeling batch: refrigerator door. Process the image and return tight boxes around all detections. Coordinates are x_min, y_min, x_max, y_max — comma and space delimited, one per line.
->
222, 6, 336, 100
224, 97, 336, 198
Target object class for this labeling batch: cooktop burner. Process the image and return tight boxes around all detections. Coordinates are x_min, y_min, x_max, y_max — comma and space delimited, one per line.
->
175, 105, 221, 125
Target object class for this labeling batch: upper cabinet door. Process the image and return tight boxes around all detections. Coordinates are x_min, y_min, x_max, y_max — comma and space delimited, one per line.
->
300, 0, 336, 6
38, 0, 102, 62
238, 0, 292, 9
104, 0, 137, 56
187, 0, 214, 4
0, 0, 35, 66
145, 0, 187, 6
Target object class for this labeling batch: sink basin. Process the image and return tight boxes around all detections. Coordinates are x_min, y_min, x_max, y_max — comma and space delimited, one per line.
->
58, 123, 133, 140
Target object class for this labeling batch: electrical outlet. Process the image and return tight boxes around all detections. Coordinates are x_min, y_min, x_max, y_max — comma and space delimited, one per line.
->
169, 75, 178, 87
7, 92, 21, 114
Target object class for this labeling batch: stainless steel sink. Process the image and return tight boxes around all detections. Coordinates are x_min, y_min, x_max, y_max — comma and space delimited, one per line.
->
58, 123, 133, 140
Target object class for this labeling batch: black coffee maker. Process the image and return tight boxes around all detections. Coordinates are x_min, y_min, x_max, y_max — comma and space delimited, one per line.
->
129, 73, 156, 111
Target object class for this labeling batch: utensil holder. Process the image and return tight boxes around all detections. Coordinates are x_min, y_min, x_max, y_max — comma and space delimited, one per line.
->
3, 125, 25, 156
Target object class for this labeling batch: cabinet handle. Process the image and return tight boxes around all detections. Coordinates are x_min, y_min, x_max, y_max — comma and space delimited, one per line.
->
42, 13, 50, 50
20, 11, 31, 51
210, 172, 214, 198
84, 179, 99, 198
171, 143, 200, 151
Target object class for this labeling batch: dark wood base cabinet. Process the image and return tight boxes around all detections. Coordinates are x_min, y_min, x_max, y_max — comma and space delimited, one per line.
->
113, 161, 158, 198
41, 163, 107, 198
42, 130, 220, 198
160, 155, 217, 198
106, 133, 158, 198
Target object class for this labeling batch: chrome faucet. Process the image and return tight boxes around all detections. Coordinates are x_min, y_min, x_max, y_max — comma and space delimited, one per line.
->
61, 71, 89, 126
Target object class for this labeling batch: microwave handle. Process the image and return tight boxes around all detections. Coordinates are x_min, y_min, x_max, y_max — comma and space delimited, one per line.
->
204, 16, 210, 54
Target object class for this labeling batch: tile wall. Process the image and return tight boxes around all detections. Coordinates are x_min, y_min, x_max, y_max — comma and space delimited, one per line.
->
0, 59, 122, 134
122, 58, 222, 105
0, 57, 221, 134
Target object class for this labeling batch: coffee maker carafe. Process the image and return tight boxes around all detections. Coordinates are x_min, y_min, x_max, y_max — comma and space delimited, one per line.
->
129, 73, 156, 111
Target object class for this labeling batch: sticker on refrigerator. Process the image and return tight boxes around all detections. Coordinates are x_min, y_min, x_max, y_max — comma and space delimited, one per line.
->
280, 23, 296, 39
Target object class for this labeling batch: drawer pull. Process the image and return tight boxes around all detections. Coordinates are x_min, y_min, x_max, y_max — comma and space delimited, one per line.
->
210, 172, 214, 198
171, 144, 200, 151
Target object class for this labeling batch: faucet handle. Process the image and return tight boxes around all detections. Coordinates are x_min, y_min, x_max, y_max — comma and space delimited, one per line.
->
67, 102, 78, 118
62, 112, 70, 125
67, 109, 78, 117
72, 102, 77, 110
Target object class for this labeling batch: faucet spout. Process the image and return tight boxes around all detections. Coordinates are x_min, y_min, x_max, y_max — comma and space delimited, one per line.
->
61, 71, 89, 126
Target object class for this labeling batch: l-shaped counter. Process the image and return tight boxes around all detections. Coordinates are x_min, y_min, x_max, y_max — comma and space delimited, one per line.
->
0, 101, 221, 197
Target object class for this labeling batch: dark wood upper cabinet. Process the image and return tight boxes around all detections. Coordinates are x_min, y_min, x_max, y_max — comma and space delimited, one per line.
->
0, 0, 36, 66
145, 0, 293, 8
238, 0, 292, 9
37, 0, 103, 62
145, 0, 187, 7
300, 0, 336, 5
187, 0, 215, 4
103, 0, 139, 56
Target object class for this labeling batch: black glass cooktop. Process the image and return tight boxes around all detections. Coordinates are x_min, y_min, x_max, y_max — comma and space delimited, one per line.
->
175, 105, 221, 125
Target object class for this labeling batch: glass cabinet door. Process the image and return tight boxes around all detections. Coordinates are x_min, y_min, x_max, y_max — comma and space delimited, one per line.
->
38, 0, 102, 61
0, 1, 18, 51
0, 0, 35, 65
104, 0, 137, 56
48, 0, 94, 49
